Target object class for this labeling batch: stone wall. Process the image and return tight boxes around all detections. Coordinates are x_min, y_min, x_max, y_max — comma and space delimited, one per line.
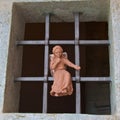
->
0, 1, 13, 113
109, 0, 120, 118
0, 0, 120, 119
0, 114, 114, 120
3, 3, 25, 112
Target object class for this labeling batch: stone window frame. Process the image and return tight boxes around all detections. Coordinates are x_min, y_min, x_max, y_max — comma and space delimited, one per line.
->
16, 13, 111, 114
2, 1, 115, 118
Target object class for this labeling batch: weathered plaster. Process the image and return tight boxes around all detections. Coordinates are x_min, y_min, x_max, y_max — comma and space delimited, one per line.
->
0, 114, 114, 120
3, 3, 25, 112
0, 0, 120, 119
110, 0, 120, 84
0, 1, 13, 113
13, 0, 109, 22
109, 0, 120, 116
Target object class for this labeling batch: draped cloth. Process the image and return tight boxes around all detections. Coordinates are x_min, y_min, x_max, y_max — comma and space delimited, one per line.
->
50, 52, 73, 97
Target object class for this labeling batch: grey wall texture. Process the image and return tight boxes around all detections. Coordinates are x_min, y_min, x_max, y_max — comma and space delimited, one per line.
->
0, 0, 120, 120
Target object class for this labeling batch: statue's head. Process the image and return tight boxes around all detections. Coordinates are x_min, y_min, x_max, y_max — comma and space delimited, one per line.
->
52, 45, 63, 54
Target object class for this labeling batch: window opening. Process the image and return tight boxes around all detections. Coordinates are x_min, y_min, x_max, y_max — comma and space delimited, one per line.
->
16, 13, 111, 114
19, 82, 43, 113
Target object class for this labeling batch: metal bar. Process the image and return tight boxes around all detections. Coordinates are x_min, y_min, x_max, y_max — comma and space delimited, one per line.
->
16, 40, 109, 46
15, 77, 45, 81
74, 12, 81, 114
15, 77, 111, 82
42, 82, 48, 113
75, 13, 79, 40
75, 13, 80, 81
76, 82, 80, 113
75, 45, 80, 80
81, 77, 111, 81
49, 40, 74, 44
42, 13, 50, 113
16, 40, 74, 45
76, 82, 81, 113
44, 46, 49, 78
79, 40, 109, 45
16, 40, 45, 45
45, 13, 50, 41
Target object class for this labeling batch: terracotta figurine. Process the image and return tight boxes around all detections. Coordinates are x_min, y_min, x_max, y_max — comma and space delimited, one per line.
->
50, 45, 81, 97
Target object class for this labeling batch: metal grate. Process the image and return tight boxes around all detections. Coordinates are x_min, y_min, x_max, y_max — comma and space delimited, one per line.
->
42, 13, 50, 113
15, 13, 111, 113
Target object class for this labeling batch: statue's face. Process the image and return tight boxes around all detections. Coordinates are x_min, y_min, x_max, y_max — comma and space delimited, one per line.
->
54, 48, 62, 58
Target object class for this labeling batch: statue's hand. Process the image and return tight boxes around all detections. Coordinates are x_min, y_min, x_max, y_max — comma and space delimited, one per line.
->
74, 65, 81, 70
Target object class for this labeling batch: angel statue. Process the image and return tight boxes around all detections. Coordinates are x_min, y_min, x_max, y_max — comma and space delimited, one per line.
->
49, 45, 81, 97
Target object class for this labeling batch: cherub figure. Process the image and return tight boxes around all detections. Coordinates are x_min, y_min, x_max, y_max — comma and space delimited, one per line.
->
50, 45, 81, 97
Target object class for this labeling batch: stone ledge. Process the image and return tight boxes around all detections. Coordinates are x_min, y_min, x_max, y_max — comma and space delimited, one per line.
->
0, 113, 114, 120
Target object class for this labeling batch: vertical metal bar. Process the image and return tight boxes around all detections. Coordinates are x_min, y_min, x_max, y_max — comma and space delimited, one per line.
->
45, 13, 50, 41
74, 12, 81, 113
42, 82, 48, 113
75, 13, 79, 41
75, 13, 80, 80
42, 13, 50, 113
76, 82, 81, 112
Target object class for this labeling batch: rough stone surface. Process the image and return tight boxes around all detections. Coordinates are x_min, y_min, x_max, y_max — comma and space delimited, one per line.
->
0, 114, 114, 120
3, 2, 25, 112
0, 0, 120, 119
0, 1, 13, 113
13, 0, 109, 22
109, 0, 120, 116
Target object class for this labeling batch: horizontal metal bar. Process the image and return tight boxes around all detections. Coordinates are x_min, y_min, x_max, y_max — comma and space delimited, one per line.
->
80, 40, 109, 45
16, 40, 109, 46
49, 40, 74, 44
16, 40, 45, 45
15, 77, 111, 82
81, 77, 111, 81
16, 40, 75, 45
15, 77, 45, 81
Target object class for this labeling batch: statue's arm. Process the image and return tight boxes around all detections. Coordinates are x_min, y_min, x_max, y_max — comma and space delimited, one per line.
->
63, 58, 80, 70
